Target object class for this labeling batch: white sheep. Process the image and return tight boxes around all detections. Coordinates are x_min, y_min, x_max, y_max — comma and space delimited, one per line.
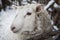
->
10, 4, 52, 40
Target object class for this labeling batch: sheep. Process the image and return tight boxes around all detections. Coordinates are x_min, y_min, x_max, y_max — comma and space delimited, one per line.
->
10, 4, 53, 40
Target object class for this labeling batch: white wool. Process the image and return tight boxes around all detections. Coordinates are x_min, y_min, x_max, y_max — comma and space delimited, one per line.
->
11, 4, 52, 40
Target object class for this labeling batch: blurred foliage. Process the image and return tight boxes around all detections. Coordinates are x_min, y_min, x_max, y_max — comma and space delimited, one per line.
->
0, 0, 50, 12
1, 0, 12, 11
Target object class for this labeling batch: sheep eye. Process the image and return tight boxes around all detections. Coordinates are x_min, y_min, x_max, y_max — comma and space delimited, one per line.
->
37, 14, 39, 17
27, 12, 31, 15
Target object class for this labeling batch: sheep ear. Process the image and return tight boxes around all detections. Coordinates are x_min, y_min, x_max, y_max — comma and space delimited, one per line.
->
36, 4, 44, 12
36, 5, 41, 12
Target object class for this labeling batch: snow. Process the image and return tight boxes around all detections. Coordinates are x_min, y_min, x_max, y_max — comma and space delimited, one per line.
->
44, 0, 54, 10
53, 26, 59, 31
0, 9, 20, 40
51, 20, 59, 31
21, 1, 28, 5
54, 3, 60, 8
32, 1, 37, 4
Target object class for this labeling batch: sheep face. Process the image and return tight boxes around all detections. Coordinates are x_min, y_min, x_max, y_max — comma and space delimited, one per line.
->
11, 4, 52, 38
11, 4, 42, 33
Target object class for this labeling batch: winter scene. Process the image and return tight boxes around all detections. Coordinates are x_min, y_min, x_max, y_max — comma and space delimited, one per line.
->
0, 0, 60, 40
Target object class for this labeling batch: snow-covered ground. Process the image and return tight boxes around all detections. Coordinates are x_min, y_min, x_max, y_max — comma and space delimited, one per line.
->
0, 9, 20, 40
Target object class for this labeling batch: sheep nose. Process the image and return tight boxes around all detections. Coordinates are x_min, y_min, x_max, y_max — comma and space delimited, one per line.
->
11, 27, 16, 31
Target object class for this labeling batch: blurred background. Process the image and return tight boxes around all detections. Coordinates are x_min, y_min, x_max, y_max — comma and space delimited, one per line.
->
0, 0, 50, 11
0, 0, 60, 40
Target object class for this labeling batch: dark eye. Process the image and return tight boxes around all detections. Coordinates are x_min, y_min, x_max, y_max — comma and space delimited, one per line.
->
27, 12, 31, 15
37, 14, 39, 17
